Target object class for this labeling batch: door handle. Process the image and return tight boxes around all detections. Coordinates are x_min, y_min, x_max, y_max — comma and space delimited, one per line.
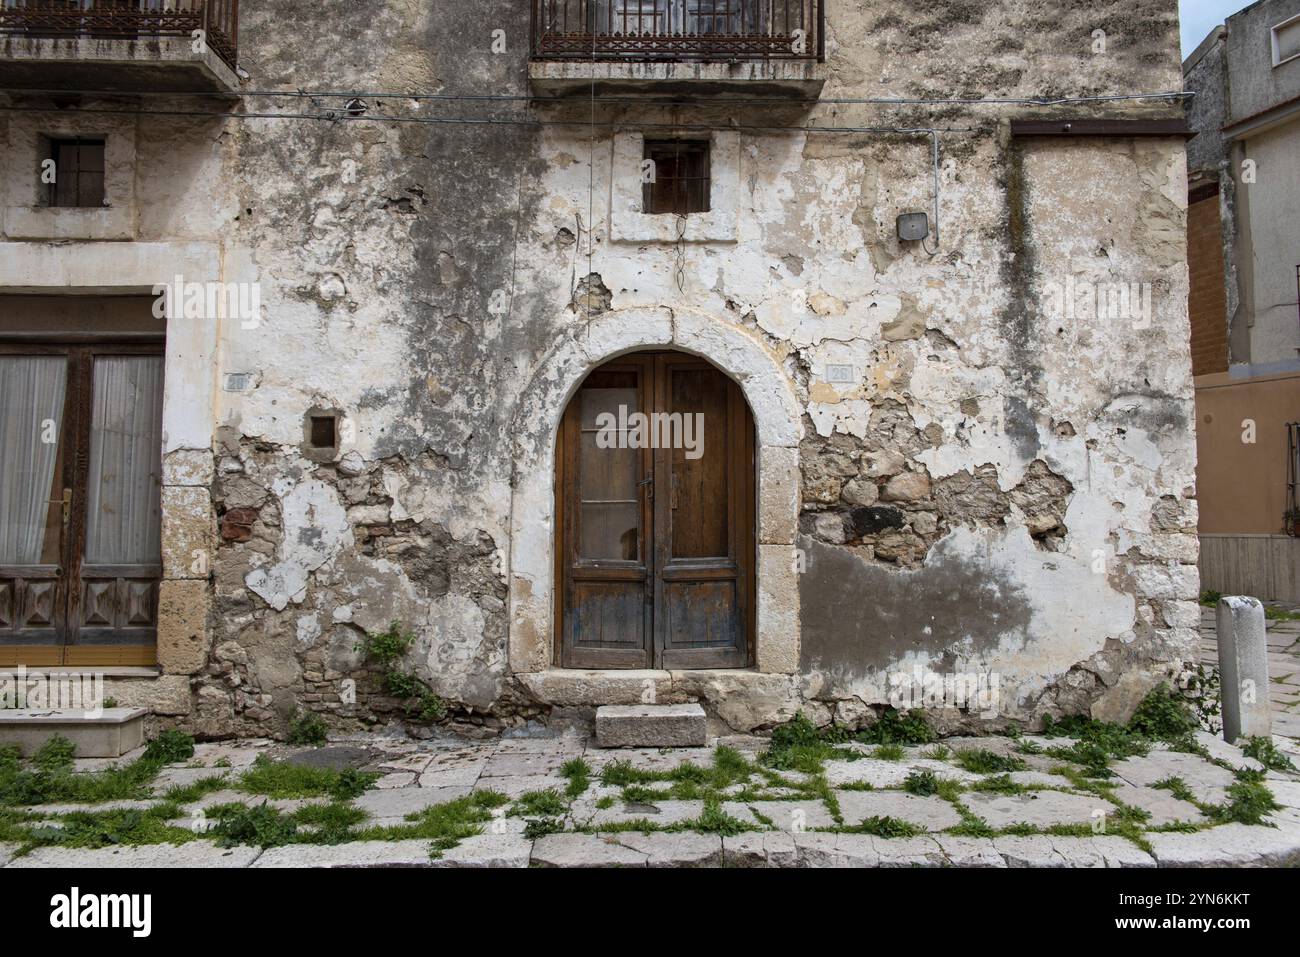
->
49, 488, 72, 526
638, 475, 653, 499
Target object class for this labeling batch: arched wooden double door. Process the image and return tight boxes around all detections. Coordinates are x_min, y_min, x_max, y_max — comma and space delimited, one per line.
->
555, 351, 756, 669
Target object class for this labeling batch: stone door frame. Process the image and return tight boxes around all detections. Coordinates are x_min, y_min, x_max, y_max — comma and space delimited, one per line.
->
507, 306, 802, 677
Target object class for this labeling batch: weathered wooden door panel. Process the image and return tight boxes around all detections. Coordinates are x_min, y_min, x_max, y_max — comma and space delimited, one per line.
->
558, 351, 754, 670
560, 360, 654, 669
0, 340, 162, 667
0, 353, 73, 665
654, 354, 751, 669
70, 354, 164, 661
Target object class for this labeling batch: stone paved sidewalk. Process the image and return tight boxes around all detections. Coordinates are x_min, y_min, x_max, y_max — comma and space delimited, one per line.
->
1200, 605, 1300, 740
4, 723, 1299, 869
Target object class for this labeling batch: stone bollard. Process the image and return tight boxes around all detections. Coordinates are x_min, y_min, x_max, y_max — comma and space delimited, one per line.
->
1215, 596, 1272, 744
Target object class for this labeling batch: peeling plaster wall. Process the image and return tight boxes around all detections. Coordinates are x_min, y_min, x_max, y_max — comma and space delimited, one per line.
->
0, 0, 1197, 737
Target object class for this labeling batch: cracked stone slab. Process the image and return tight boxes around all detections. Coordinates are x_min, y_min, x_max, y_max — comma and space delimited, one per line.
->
748, 799, 837, 831
992, 835, 1071, 867
1146, 822, 1300, 867
933, 835, 1006, 867
495, 736, 586, 755
480, 751, 569, 778
874, 836, 949, 867
581, 747, 715, 774
375, 751, 437, 774
578, 798, 705, 828
960, 790, 1110, 829
788, 833, 947, 867
352, 786, 470, 819
532, 833, 648, 867
1049, 836, 1156, 868
1268, 807, 1300, 828
722, 831, 798, 867
1111, 751, 1235, 804
373, 771, 418, 789
605, 831, 723, 867
0, 843, 18, 868
1269, 779, 1300, 809
7, 842, 260, 868
253, 840, 438, 867
835, 790, 963, 831
791, 832, 879, 867
417, 749, 489, 787
472, 774, 567, 798
431, 833, 532, 868
822, 757, 963, 788
190, 742, 269, 769
1192, 731, 1265, 772
1109, 783, 1206, 826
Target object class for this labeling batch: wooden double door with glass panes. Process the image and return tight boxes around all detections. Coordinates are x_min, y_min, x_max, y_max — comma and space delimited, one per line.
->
556, 351, 755, 669
0, 341, 164, 667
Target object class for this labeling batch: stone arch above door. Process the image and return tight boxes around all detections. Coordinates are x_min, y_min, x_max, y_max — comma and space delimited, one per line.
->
507, 306, 802, 677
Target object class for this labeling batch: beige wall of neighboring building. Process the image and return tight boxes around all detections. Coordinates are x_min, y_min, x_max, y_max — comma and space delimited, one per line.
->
1235, 117, 1300, 367
1194, 370, 1300, 534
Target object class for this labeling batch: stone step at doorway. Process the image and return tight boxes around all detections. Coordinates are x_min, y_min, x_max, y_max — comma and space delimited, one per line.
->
0, 707, 147, 758
595, 703, 708, 748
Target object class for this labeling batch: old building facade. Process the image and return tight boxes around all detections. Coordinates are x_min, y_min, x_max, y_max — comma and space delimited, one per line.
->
0, 0, 1198, 739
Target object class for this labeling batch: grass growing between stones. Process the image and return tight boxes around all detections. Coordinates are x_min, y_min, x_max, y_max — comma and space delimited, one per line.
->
160, 775, 230, 804
0, 802, 196, 856
510, 789, 567, 818
1152, 776, 1196, 802
356, 789, 512, 857
1241, 736, 1297, 772
1033, 684, 1204, 782
1209, 770, 1281, 826
953, 750, 1026, 775
601, 745, 759, 802
235, 755, 377, 800
841, 815, 924, 838
0, 731, 197, 807
559, 758, 592, 798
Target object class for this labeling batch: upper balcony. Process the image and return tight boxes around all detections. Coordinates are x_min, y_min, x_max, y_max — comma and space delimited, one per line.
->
529, 0, 826, 99
0, 0, 240, 94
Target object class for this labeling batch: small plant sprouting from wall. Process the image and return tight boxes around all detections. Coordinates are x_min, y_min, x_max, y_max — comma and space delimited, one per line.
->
287, 708, 329, 747
359, 621, 447, 723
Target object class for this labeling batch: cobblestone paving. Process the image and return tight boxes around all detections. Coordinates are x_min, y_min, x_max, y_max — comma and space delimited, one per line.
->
1200, 604, 1300, 740
4, 724, 1299, 869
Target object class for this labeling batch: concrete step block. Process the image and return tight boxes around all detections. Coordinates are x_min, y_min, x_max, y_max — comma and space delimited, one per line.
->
595, 703, 707, 748
0, 708, 148, 758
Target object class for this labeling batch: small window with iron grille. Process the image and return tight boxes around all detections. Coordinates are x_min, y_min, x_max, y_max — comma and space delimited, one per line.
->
43, 137, 107, 208
643, 139, 711, 215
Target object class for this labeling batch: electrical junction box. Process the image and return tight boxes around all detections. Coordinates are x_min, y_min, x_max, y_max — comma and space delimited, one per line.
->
897, 212, 930, 242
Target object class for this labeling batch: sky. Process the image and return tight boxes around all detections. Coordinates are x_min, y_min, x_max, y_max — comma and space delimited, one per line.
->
1181, 0, 1256, 56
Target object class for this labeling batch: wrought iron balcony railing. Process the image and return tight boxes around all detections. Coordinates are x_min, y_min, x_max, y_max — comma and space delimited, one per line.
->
531, 0, 823, 62
0, 0, 238, 71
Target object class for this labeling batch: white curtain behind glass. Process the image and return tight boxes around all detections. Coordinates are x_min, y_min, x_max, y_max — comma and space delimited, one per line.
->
0, 357, 68, 565
85, 356, 164, 565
